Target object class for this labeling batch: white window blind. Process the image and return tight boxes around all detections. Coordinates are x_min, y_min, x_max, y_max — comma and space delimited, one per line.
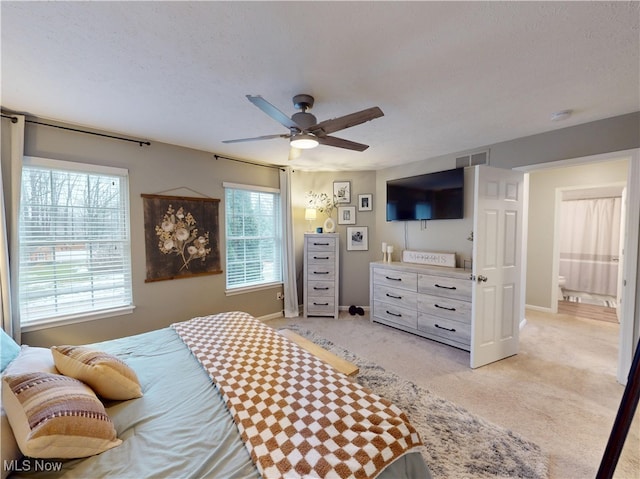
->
224, 184, 282, 290
18, 158, 133, 325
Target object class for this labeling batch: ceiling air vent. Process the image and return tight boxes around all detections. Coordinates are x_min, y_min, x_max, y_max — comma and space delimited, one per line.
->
456, 150, 489, 168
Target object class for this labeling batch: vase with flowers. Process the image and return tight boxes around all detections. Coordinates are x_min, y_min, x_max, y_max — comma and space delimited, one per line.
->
306, 191, 337, 232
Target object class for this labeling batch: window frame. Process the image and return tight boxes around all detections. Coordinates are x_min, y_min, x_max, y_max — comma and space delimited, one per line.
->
223, 182, 283, 294
17, 156, 134, 331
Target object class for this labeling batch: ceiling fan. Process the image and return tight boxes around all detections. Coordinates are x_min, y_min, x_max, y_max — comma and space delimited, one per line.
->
223, 94, 384, 154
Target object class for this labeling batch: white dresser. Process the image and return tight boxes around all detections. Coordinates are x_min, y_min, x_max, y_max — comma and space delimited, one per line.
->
304, 233, 339, 318
370, 261, 472, 351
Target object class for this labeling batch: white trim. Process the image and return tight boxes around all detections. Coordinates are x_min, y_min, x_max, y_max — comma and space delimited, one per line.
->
24, 156, 128, 177
524, 304, 554, 313
225, 282, 283, 296
21, 305, 135, 332
222, 181, 280, 194
514, 149, 637, 173
258, 311, 286, 322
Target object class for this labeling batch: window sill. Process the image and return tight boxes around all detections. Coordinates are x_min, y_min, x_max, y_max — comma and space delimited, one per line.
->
20, 306, 136, 333
225, 282, 283, 296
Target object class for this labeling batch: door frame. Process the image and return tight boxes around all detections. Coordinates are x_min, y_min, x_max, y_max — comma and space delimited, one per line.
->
516, 148, 639, 385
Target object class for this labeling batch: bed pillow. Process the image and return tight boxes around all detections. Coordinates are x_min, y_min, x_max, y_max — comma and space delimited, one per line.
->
51, 345, 142, 400
1, 346, 57, 479
1, 329, 21, 372
2, 371, 122, 459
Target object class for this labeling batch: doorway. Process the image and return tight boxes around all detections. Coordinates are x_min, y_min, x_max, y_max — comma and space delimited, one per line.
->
555, 183, 625, 323
519, 149, 639, 384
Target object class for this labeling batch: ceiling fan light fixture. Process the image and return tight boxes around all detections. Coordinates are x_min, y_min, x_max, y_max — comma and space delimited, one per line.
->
290, 133, 319, 149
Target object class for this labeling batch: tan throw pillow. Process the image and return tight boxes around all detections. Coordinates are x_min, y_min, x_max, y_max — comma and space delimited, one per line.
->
51, 345, 142, 400
2, 372, 122, 459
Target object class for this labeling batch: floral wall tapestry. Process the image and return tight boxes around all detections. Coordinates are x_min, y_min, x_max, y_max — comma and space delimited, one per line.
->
142, 194, 222, 282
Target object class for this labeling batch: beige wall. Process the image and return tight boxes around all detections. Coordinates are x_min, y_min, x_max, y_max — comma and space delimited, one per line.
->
2, 111, 639, 345
2, 119, 284, 346
291, 170, 377, 309
526, 159, 629, 309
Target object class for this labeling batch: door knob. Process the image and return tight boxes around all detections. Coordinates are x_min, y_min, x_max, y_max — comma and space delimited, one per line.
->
477, 275, 488, 282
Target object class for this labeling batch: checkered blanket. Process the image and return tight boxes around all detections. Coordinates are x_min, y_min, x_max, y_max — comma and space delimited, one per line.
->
172, 311, 422, 479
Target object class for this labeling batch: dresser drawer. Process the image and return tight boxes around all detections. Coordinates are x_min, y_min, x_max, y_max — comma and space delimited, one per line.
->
417, 312, 471, 348
373, 301, 417, 329
418, 273, 472, 301
373, 268, 418, 292
307, 237, 336, 252
307, 297, 336, 315
307, 263, 336, 280
307, 251, 336, 264
307, 280, 335, 298
373, 285, 418, 310
417, 293, 471, 323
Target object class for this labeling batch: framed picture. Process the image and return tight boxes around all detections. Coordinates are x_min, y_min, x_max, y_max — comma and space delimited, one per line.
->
333, 181, 351, 204
347, 226, 368, 251
338, 206, 356, 225
358, 193, 372, 211
142, 194, 222, 282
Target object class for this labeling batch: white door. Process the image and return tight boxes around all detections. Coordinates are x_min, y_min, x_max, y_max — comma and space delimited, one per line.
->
470, 165, 524, 368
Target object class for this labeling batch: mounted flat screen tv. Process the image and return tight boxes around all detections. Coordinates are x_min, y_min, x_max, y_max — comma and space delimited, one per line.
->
386, 168, 464, 221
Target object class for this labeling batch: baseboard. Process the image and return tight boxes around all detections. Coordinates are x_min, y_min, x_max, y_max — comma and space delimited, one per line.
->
257, 311, 286, 321
525, 304, 553, 313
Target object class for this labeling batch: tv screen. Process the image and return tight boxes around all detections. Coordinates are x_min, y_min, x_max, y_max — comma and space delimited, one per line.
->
386, 168, 464, 221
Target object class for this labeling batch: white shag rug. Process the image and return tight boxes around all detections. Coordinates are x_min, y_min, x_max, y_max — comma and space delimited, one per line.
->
285, 326, 549, 479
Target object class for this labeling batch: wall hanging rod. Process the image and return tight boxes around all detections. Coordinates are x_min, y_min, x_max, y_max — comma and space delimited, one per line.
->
26, 120, 151, 147
1, 112, 150, 146
1, 114, 18, 123
214, 154, 285, 171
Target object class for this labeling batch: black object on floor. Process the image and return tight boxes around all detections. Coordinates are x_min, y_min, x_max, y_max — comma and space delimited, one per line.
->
349, 305, 357, 315
356, 307, 364, 315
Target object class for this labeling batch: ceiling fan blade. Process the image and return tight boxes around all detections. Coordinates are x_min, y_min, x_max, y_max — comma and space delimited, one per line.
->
310, 106, 384, 135
317, 135, 369, 152
246, 95, 301, 130
222, 133, 289, 144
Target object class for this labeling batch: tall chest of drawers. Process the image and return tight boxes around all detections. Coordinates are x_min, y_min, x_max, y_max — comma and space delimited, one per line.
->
370, 261, 472, 351
304, 233, 339, 318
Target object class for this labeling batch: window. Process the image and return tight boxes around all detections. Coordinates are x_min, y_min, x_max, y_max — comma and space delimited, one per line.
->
224, 183, 282, 291
18, 157, 133, 327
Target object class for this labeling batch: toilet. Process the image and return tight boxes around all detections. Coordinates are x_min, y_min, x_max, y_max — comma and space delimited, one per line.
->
558, 276, 567, 300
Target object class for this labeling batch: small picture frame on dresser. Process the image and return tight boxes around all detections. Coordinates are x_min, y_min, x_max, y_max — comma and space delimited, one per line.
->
347, 226, 368, 251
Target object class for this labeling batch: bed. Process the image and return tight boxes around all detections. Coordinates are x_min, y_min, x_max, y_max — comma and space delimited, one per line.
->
1, 311, 431, 479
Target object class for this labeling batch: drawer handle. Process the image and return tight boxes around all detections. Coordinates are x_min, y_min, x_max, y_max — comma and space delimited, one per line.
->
313, 271, 329, 275
385, 276, 402, 281
435, 284, 456, 290
386, 293, 402, 299
313, 242, 330, 246
386, 310, 402, 317
313, 256, 329, 260
435, 323, 456, 332
435, 304, 456, 312
313, 302, 329, 306
313, 286, 329, 290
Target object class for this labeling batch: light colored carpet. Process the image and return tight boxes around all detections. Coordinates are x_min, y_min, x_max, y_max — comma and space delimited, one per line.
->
267, 308, 639, 479
286, 325, 549, 478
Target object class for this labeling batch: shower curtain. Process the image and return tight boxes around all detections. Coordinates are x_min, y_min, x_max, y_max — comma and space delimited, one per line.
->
559, 197, 622, 296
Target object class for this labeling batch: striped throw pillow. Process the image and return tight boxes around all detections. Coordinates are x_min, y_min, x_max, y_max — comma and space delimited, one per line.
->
2, 372, 122, 458
51, 346, 142, 400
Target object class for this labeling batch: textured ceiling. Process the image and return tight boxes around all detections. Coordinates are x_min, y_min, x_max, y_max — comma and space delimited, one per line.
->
1, 1, 638, 171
